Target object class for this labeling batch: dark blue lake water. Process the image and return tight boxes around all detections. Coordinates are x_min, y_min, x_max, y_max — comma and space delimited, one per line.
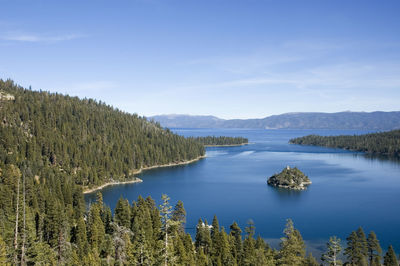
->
85, 129, 400, 253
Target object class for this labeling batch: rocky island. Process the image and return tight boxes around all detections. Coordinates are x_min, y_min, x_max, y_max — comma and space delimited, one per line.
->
267, 166, 312, 190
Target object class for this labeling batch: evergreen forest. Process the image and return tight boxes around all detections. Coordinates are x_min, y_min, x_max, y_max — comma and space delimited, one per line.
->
1, 79, 399, 265
189, 136, 248, 146
289, 130, 400, 157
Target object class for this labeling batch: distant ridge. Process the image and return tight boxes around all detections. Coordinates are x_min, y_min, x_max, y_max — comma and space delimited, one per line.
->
150, 111, 400, 130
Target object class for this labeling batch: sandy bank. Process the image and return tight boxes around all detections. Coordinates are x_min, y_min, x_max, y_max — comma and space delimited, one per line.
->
83, 155, 206, 194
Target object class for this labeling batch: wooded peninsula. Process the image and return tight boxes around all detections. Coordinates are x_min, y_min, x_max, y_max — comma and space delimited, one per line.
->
189, 136, 249, 147
289, 130, 400, 157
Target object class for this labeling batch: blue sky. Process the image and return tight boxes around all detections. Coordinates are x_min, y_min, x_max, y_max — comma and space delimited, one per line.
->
1, 0, 399, 119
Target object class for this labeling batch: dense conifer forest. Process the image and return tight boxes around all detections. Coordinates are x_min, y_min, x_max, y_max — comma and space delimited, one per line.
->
1, 79, 399, 265
0, 79, 204, 188
289, 130, 400, 157
190, 136, 248, 146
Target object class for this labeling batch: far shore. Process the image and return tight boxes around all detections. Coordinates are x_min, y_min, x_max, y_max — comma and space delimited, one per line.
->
204, 143, 249, 147
83, 155, 206, 194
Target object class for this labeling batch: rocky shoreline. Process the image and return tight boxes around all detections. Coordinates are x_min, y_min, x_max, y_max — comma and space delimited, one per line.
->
267, 166, 312, 190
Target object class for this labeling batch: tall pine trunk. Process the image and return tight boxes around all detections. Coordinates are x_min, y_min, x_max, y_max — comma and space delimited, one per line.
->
14, 174, 20, 265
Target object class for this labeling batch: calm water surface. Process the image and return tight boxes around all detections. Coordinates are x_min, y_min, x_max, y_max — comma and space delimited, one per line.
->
86, 129, 400, 252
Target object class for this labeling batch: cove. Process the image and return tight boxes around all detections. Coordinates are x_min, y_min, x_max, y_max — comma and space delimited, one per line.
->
85, 129, 400, 252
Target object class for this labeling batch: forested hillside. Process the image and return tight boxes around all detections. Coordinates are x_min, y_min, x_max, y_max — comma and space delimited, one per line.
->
1, 79, 398, 265
0, 79, 204, 188
0, 79, 202, 263
290, 130, 400, 157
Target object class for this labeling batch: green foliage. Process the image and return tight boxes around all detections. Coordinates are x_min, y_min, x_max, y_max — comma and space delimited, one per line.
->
304, 253, 319, 266
383, 245, 398, 266
0, 79, 204, 188
268, 166, 311, 189
189, 136, 248, 146
322, 236, 342, 265
278, 219, 306, 266
229, 221, 243, 262
367, 231, 382, 265
345, 227, 371, 266
1, 79, 399, 265
171, 200, 186, 233
0, 235, 8, 266
290, 130, 400, 157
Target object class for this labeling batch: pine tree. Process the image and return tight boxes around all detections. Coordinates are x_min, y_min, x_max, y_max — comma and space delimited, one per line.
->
322, 236, 342, 266
0, 234, 9, 265
159, 194, 178, 266
242, 219, 256, 266
220, 228, 235, 265
345, 230, 368, 266
367, 231, 382, 266
171, 200, 186, 233
74, 217, 89, 259
196, 248, 209, 266
87, 203, 105, 253
383, 245, 398, 266
304, 253, 319, 266
112, 222, 132, 265
356, 227, 368, 260
28, 241, 57, 265
195, 218, 212, 256
278, 219, 306, 266
210, 215, 221, 265
114, 197, 131, 228
229, 221, 243, 262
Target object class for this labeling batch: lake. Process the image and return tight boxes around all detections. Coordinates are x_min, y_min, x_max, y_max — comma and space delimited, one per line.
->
85, 129, 400, 253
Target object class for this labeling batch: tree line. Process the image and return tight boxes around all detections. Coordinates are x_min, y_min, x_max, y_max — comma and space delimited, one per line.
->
189, 136, 248, 146
2, 189, 399, 265
289, 130, 400, 157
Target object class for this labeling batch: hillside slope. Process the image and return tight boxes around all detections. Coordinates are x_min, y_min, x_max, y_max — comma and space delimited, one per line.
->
0, 79, 204, 188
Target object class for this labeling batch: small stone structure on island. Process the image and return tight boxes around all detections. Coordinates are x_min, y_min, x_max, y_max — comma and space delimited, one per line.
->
267, 166, 312, 190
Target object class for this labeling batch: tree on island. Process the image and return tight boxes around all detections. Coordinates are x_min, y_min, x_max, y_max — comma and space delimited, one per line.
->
268, 166, 312, 190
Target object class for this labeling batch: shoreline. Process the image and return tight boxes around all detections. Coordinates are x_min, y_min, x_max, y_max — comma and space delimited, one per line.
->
83, 178, 143, 194
83, 155, 206, 194
204, 143, 249, 147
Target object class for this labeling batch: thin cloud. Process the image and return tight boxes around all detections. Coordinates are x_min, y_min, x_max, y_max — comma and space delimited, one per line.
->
1, 32, 84, 43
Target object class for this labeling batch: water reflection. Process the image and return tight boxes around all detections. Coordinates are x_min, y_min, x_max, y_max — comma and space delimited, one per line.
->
267, 186, 308, 200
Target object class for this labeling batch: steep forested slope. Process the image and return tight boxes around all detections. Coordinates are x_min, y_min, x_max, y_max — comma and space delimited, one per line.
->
0, 79, 204, 188
0, 79, 205, 264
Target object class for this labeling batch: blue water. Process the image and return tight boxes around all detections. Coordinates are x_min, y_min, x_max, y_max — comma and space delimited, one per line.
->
85, 129, 400, 252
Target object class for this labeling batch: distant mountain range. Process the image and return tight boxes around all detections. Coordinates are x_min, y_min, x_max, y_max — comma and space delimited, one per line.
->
150, 112, 400, 130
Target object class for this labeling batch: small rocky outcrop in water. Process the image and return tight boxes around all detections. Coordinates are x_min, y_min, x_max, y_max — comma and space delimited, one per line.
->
267, 166, 311, 190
